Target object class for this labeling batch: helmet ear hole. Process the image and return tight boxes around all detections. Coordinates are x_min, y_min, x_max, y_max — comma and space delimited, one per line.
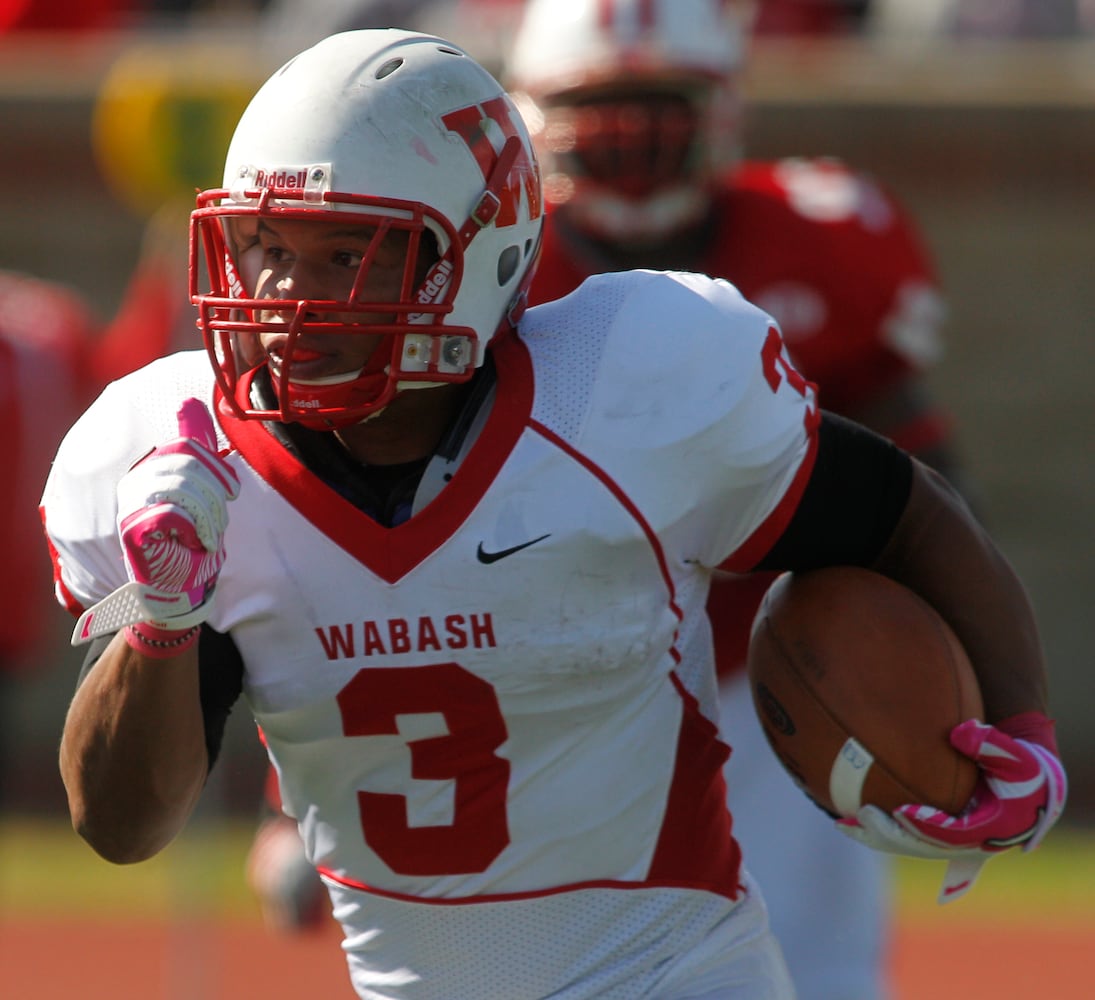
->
497, 245, 520, 285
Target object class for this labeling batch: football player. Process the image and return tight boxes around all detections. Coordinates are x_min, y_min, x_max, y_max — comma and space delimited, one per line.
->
506, 2, 963, 996
43, 28, 1065, 1000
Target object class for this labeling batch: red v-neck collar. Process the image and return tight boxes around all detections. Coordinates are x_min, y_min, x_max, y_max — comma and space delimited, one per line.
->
216, 331, 534, 584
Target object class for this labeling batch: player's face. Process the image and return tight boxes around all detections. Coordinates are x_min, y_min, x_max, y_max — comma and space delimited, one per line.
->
239, 216, 416, 381
547, 86, 700, 199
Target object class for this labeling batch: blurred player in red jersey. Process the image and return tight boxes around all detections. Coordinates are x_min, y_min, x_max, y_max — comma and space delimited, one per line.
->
0, 0, 131, 34
751, 0, 873, 36
0, 270, 97, 802
506, 1, 963, 997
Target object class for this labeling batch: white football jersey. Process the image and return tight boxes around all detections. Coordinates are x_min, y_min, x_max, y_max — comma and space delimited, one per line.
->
43, 270, 816, 999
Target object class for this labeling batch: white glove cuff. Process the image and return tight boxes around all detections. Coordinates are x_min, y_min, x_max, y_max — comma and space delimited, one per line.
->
71, 580, 214, 645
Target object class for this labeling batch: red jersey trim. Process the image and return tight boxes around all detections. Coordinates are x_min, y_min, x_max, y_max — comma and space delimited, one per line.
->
40, 504, 85, 617
315, 868, 741, 905
647, 672, 741, 896
525, 421, 739, 897
215, 336, 534, 584
527, 417, 685, 632
718, 426, 819, 574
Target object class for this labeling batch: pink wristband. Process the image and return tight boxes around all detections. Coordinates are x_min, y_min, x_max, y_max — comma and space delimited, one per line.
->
124, 622, 201, 659
996, 711, 1059, 755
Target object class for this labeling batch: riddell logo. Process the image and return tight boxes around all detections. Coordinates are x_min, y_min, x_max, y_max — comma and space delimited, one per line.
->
416, 259, 454, 305
254, 168, 308, 189
224, 252, 245, 298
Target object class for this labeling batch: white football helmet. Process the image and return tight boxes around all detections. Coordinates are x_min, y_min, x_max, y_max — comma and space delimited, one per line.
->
505, 0, 744, 244
190, 29, 543, 429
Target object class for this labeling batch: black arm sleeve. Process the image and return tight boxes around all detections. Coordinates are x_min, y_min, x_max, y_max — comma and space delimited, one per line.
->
754, 411, 914, 573
76, 625, 245, 774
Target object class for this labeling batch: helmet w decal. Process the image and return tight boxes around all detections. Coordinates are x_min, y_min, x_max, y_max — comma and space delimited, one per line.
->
190, 29, 543, 428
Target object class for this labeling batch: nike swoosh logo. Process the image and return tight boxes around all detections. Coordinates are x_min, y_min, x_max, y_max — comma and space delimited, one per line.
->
476, 533, 551, 564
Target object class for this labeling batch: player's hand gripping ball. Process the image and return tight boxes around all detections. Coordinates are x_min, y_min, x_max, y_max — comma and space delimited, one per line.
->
839, 714, 1067, 902
745, 567, 1066, 902
746, 566, 983, 819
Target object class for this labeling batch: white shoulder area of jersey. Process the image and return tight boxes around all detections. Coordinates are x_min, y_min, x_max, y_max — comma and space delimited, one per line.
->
520, 269, 779, 440
524, 266, 773, 355
518, 270, 813, 566
41, 352, 221, 612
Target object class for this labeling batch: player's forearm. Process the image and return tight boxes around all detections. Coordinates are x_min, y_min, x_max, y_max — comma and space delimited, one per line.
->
59, 632, 208, 864
872, 460, 1048, 723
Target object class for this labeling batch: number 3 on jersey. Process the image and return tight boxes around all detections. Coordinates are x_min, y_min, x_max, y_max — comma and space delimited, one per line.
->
337, 663, 511, 875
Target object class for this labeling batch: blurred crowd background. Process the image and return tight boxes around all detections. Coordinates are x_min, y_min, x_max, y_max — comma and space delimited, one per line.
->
1, 0, 1093, 828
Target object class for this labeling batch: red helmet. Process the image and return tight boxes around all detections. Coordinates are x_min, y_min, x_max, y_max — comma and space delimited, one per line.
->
506, 0, 744, 244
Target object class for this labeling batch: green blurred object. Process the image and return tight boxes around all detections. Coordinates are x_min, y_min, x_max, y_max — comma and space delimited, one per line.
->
892, 827, 1095, 921
3, 817, 1093, 923
91, 43, 263, 219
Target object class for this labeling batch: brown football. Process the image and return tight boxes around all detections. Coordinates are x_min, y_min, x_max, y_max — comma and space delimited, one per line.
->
746, 566, 983, 818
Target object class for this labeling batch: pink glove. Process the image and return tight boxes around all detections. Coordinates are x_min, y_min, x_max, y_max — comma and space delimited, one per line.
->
837, 713, 1067, 903
894, 714, 1066, 852
72, 398, 240, 645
